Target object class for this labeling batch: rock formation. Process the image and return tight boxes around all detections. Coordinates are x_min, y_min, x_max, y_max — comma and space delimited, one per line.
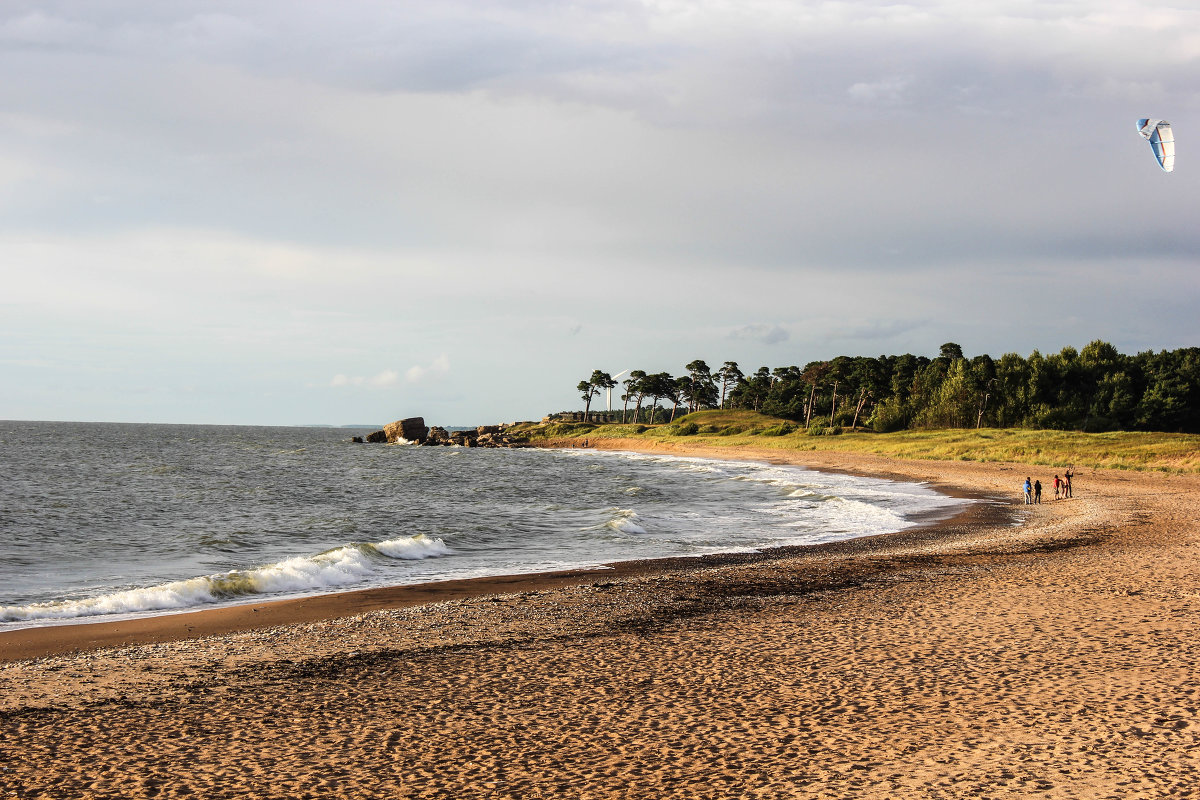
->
362, 418, 529, 448
380, 417, 428, 444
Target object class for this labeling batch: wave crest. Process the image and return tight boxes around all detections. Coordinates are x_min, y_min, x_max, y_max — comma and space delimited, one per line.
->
604, 508, 648, 535
0, 533, 450, 623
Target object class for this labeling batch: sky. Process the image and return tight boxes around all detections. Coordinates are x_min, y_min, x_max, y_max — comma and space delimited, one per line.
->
2, 1, 1198, 426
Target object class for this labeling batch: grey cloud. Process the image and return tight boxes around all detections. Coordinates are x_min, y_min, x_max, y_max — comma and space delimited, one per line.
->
729, 324, 790, 345
826, 320, 927, 343
4, 0, 1200, 425
0, 2, 651, 95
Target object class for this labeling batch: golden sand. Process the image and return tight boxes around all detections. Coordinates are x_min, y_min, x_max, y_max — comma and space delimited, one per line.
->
2, 444, 1199, 798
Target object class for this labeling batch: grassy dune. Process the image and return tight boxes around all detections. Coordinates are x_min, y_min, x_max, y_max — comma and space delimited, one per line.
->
511, 411, 1200, 473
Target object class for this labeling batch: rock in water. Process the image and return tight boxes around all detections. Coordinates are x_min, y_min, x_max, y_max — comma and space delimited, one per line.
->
384, 417, 428, 444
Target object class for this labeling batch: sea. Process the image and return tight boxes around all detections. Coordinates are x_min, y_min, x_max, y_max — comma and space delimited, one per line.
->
0, 421, 969, 631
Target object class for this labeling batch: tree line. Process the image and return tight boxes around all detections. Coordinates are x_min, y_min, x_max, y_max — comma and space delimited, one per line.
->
576, 342, 1200, 433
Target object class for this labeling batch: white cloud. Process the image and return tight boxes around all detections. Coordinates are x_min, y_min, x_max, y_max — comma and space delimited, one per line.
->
370, 369, 401, 387
329, 369, 402, 388
848, 75, 914, 106
405, 354, 450, 383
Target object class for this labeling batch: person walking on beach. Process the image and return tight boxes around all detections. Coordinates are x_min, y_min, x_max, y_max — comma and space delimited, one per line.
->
1064, 467, 1074, 498
1034, 479, 1042, 504
1053, 475, 1062, 500
1024, 477, 1033, 505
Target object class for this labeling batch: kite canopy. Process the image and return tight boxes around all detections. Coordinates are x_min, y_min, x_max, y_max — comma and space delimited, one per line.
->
1137, 118, 1175, 172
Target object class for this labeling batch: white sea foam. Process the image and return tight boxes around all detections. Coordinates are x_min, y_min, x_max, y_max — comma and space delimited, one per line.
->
0, 533, 450, 624
612, 519, 648, 535
786, 488, 835, 500
589, 508, 648, 535
374, 535, 452, 559
604, 451, 725, 475
787, 497, 908, 535
595, 449, 967, 547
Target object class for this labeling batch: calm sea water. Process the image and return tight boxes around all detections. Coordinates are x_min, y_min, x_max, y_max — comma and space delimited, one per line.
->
0, 421, 968, 630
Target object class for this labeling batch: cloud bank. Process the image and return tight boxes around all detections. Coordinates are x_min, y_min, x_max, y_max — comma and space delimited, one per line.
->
1, 1, 1197, 424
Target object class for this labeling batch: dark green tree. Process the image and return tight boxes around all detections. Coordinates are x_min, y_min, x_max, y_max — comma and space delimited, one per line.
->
577, 378, 600, 419
592, 341, 1200, 435
939, 342, 965, 361
716, 361, 743, 409
650, 372, 677, 423
588, 370, 616, 419
729, 366, 772, 411
671, 376, 691, 421
684, 360, 716, 413
624, 370, 647, 424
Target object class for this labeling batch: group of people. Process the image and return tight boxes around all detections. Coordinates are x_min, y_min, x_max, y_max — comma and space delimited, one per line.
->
1023, 468, 1073, 504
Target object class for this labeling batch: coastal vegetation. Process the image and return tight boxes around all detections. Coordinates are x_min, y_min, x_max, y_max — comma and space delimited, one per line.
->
509, 411, 1200, 474
570, 342, 1200, 435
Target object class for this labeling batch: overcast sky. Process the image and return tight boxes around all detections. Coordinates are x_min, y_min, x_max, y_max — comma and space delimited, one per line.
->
2, 1, 1198, 426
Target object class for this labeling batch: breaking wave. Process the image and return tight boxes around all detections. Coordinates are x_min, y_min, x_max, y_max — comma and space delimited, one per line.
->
1, 425, 971, 630
584, 508, 648, 535
0, 534, 450, 624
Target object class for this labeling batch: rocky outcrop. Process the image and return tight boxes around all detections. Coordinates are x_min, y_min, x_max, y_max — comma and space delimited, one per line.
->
449, 430, 475, 447
380, 417, 428, 444
363, 418, 529, 448
422, 424, 529, 448
474, 430, 528, 448
424, 426, 452, 445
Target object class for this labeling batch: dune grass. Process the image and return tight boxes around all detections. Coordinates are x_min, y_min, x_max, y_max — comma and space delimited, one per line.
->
511, 411, 1200, 473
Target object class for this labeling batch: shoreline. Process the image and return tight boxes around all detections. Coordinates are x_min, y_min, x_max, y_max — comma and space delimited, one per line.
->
0, 445, 998, 662
6, 443, 1200, 798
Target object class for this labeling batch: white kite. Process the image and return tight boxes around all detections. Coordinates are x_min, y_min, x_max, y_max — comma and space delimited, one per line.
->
1137, 118, 1175, 172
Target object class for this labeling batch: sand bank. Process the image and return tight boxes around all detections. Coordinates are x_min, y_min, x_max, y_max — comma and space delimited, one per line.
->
3, 445, 1199, 798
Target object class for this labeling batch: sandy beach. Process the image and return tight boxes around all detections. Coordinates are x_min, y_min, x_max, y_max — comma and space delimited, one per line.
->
3, 442, 1200, 799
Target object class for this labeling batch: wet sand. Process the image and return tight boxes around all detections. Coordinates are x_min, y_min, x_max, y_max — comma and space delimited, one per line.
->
3, 444, 1200, 798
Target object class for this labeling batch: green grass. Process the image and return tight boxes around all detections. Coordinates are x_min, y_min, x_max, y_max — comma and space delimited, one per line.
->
511, 411, 1200, 473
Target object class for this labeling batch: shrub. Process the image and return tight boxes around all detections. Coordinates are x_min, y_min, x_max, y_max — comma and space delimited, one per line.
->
1081, 415, 1118, 433
762, 422, 798, 436
540, 423, 596, 438
674, 421, 700, 436
869, 398, 908, 433
1034, 407, 1085, 431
